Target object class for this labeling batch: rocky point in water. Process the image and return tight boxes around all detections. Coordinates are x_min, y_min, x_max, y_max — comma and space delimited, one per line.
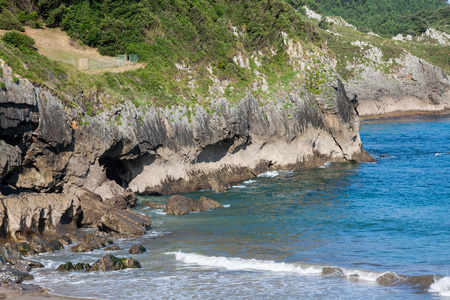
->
163, 195, 224, 215
129, 245, 147, 254
56, 254, 141, 272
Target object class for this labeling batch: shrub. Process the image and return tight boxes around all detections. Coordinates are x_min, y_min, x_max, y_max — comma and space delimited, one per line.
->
0, 81, 6, 90
13, 77, 19, 84
1, 31, 35, 52
0, 9, 24, 31
318, 19, 331, 30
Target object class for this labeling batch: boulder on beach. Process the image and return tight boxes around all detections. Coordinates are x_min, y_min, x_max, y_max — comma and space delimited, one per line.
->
163, 195, 224, 215
129, 245, 146, 254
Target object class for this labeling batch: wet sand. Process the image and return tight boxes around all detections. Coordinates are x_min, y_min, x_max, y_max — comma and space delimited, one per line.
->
0, 286, 97, 299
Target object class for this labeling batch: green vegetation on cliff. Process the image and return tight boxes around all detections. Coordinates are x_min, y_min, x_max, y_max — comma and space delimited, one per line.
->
0, 0, 328, 107
0, 0, 448, 110
312, 0, 449, 36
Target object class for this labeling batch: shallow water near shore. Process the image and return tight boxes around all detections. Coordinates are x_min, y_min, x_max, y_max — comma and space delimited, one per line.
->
32, 115, 450, 299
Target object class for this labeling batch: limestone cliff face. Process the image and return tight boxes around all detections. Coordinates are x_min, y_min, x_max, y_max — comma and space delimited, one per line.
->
0, 59, 372, 197
344, 52, 450, 119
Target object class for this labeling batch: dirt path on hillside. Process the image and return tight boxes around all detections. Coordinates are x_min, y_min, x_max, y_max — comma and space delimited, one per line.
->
1, 27, 145, 74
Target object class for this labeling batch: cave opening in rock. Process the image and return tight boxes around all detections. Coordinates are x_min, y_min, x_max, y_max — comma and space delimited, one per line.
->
98, 156, 127, 188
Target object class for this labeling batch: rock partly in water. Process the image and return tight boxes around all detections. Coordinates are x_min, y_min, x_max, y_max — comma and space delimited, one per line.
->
0, 245, 44, 271
105, 245, 121, 251
56, 262, 74, 272
57, 255, 141, 272
89, 254, 141, 271
144, 201, 165, 209
70, 233, 113, 253
129, 245, 146, 254
163, 195, 223, 215
76, 189, 151, 236
198, 196, 224, 210
163, 195, 199, 216
0, 266, 34, 283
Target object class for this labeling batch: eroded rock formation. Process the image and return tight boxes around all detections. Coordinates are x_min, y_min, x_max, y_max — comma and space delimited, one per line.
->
344, 53, 450, 118
0, 59, 373, 198
163, 195, 224, 215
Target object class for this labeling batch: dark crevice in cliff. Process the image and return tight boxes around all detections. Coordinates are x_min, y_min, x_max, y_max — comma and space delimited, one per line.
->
98, 156, 127, 188
196, 139, 233, 163
99, 154, 156, 189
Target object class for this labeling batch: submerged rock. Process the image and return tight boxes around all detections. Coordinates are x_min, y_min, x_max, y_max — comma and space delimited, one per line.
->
164, 195, 224, 215
105, 245, 121, 251
129, 245, 146, 254
144, 201, 165, 209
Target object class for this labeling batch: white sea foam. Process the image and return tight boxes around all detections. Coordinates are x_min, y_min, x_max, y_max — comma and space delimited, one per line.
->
257, 171, 279, 177
232, 185, 247, 189
319, 161, 332, 169
166, 252, 392, 284
155, 209, 167, 215
435, 152, 450, 156
429, 276, 450, 297
223, 204, 231, 208
166, 251, 322, 275
243, 179, 257, 184
340, 268, 382, 282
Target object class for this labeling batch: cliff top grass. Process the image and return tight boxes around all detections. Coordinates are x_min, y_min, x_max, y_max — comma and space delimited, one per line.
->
0, 0, 449, 110
0, 0, 327, 109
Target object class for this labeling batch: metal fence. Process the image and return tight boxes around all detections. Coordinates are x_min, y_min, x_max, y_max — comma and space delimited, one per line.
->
57, 54, 138, 71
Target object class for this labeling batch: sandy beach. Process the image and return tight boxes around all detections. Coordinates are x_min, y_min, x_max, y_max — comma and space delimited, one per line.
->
0, 286, 93, 300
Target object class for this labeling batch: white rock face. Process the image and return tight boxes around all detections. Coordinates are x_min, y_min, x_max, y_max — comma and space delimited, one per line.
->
392, 34, 404, 41
233, 53, 250, 69
419, 28, 450, 46
394, 28, 450, 46
351, 40, 369, 48
304, 6, 322, 20
345, 52, 450, 118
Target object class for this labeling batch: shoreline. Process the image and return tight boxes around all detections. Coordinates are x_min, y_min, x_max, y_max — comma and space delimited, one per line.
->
1, 111, 448, 299
359, 109, 450, 121
0, 286, 91, 299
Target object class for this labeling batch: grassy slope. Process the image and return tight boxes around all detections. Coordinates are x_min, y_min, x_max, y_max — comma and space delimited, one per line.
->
321, 21, 450, 80
0, 0, 448, 113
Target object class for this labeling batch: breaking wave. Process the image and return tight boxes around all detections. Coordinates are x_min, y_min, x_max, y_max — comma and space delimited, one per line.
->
167, 252, 446, 294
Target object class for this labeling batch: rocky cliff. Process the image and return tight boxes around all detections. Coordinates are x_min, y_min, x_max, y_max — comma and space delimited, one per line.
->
310, 8, 450, 119
344, 52, 450, 119
0, 58, 372, 202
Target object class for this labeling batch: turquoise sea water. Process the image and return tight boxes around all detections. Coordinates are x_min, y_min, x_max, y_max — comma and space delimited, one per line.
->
32, 115, 450, 299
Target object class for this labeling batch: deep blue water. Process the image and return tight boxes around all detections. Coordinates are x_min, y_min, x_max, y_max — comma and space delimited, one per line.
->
32, 115, 450, 299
